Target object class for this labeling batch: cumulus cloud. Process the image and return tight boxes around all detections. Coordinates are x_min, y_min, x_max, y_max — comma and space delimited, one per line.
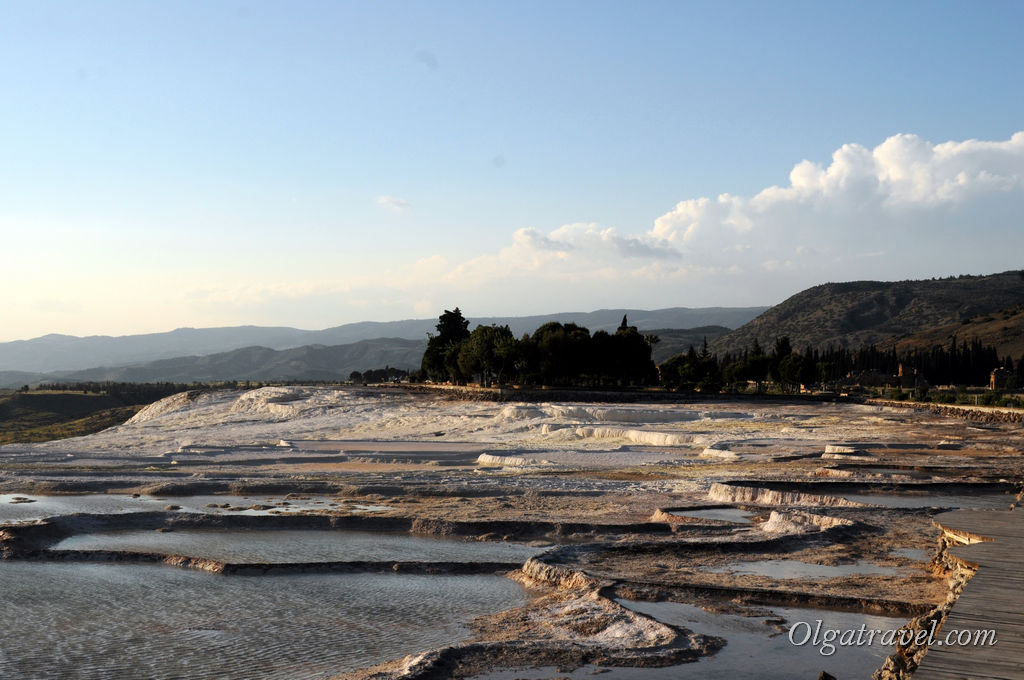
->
515, 227, 573, 253
549, 223, 681, 260
643, 132, 1024, 295
653, 132, 1024, 246
376, 195, 411, 211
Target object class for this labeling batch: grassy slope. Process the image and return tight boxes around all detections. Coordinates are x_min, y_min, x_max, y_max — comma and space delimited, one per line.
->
882, 304, 1024, 360
644, 326, 732, 364
712, 271, 1024, 355
0, 391, 144, 445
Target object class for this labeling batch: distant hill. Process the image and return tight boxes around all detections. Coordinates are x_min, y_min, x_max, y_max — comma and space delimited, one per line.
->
0, 325, 747, 388
0, 327, 315, 374
57, 338, 428, 384
882, 304, 1024, 360
0, 371, 49, 390
711, 271, 1024, 356
0, 307, 767, 373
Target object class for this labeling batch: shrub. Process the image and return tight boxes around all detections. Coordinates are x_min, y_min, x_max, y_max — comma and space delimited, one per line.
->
980, 391, 1001, 406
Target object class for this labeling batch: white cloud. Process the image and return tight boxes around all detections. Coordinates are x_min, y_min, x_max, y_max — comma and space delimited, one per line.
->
646, 132, 1024, 290
760, 259, 793, 272
549, 223, 681, 259
359, 132, 1024, 317
375, 195, 411, 211
435, 223, 682, 290
655, 132, 1024, 245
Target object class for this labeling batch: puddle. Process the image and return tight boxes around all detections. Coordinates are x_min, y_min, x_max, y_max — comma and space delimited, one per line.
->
708, 558, 903, 579
53, 529, 543, 563
0, 494, 385, 524
0, 561, 527, 679
891, 547, 930, 561
670, 508, 755, 524
474, 602, 907, 679
857, 467, 935, 480
837, 492, 1014, 509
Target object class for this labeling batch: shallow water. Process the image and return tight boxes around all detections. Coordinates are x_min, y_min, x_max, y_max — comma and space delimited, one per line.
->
670, 508, 755, 523
623, 601, 907, 679
472, 602, 908, 680
891, 547, 930, 561
54, 528, 542, 563
860, 466, 933, 477
709, 558, 903, 579
838, 491, 1014, 509
0, 493, 385, 523
0, 561, 527, 679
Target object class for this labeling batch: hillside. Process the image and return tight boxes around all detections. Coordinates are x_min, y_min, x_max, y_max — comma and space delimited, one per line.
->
0, 307, 767, 373
646, 327, 731, 364
711, 271, 1024, 356
882, 304, 1024, 360
0, 390, 143, 445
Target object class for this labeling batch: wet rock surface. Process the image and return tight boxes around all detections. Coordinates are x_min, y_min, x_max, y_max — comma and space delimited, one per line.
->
1, 386, 1022, 679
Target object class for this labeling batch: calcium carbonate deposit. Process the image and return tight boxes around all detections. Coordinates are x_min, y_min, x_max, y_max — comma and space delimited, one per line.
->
2, 385, 1021, 680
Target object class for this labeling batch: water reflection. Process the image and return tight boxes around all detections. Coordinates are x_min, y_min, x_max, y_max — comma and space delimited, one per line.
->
54, 529, 542, 563
0, 562, 527, 679
669, 508, 755, 524
0, 493, 385, 524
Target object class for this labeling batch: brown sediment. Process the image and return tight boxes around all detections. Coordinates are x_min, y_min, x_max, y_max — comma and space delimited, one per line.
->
871, 526, 977, 680
335, 587, 725, 680
515, 522, 944, 614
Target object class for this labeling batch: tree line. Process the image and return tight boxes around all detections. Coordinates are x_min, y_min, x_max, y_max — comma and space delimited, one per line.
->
349, 367, 408, 383
660, 336, 1021, 392
419, 308, 659, 386
418, 308, 1020, 393
28, 381, 197, 404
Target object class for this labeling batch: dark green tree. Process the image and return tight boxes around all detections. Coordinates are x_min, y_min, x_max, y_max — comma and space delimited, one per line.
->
457, 324, 517, 385
422, 308, 472, 382
529, 322, 592, 385
659, 342, 720, 392
612, 322, 659, 386
777, 352, 816, 391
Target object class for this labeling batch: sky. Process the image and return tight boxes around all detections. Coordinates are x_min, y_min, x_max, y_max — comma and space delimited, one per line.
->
2, 1, 1023, 341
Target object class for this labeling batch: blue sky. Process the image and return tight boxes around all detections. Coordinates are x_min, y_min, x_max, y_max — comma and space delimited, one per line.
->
2, 1, 1023, 340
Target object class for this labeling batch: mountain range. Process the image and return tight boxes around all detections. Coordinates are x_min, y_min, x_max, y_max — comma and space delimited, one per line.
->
0, 307, 765, 387
0, 307, 765, 375
5, 270, 1023, 388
